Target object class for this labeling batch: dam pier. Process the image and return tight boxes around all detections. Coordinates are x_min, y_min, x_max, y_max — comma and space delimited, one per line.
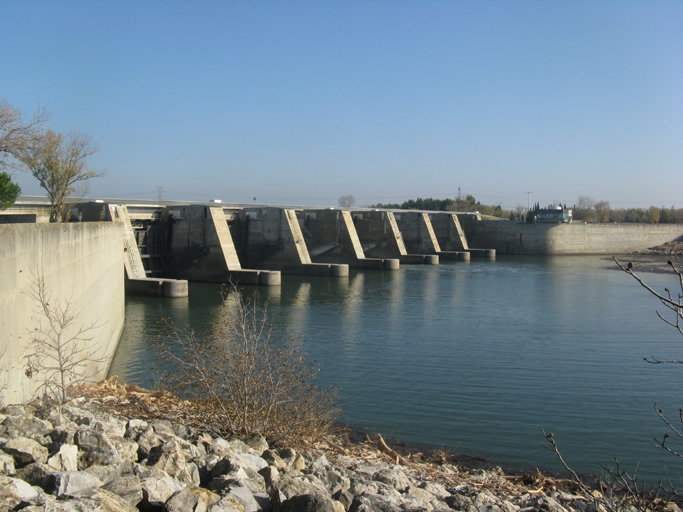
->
75, 200, 492, 290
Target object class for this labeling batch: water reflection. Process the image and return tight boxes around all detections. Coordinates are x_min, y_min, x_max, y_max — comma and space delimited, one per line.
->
109, 256, 683, 483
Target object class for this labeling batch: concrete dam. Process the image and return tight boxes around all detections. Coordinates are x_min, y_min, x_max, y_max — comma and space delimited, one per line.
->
69, 201, 494, 290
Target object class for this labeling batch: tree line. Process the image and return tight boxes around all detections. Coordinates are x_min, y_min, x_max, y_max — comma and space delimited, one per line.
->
0, 99, 103, 222
370, 194, 683, 224
372, 195, 510, 219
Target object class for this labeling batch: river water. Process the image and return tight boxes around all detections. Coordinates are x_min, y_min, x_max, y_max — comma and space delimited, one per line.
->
109, 255, 683, 482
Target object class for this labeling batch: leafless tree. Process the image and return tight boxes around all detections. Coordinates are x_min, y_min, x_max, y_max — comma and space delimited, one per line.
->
24, 270, 106, 404
338, 194, 356, 208
515, 204, 527, 219
0, 98, 50, 171
20, 129, 104, 222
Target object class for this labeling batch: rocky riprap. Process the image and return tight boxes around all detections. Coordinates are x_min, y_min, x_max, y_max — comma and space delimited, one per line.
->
0, 394, 639, 512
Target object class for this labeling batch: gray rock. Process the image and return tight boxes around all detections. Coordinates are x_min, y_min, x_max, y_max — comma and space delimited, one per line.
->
531, 497, 569, 512
372, 468, 411, 492
111, 437, 138, 464
133, 426, 161, 459
242, 434, 269, 455
279, 492, 336, 512
84, 462, 135, 485
269, 473, 329, 508
0, 475, 42, 510
174, 423, 197, 440
349, 493, 402, 512
102, 475, 143, 507
126, 418, 148, 430
445, 493, 476, 511
419, 481, 451, 500
15, 462, 52, 487
50, 470, 104, 497
140, 475, 185, 506
47, 443, 79, 472
210, 494, 249, 512
165, 486, 222, 511
3, 436, 49, 466
228, 484, 261, 512
0, 414, 53, 440
261, 449, 287, 470
147, 440, 200, 486
332, 487, 354, 510
0, 451, 16, 475
74, 428, 123, 467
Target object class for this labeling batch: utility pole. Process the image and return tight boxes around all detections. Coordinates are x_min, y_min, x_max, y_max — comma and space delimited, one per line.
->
157, 186, 163, 201
526, 191, 532, 212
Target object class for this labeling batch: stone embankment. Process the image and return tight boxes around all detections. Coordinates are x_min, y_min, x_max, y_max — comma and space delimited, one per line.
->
0, 390, 643, 512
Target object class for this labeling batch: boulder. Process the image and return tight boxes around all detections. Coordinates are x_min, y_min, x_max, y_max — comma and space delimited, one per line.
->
49, 470, 104, 498
0, 451, 16, 476
147, 440, 200, 486
2, 436, 49, 466
102, 475, 143, 507
74, 428, 123, 467
372, 468, 411, 493
140, 475, 185, 507
0, 475, 42, 510
47, 443, 79, 472
0, 414, 53, 440
279, 492, 337, 512
165, 486, 221, 511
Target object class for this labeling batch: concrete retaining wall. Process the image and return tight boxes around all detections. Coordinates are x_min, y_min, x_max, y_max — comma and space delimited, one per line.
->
0, 223, 125, 404
469, 221, 683, 254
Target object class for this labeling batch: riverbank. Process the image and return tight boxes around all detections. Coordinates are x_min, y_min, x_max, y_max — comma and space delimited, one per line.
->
0, 381, 676, 512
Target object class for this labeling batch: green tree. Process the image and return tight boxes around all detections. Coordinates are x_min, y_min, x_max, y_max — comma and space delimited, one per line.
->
594, 200, 610, 223
0, 172, 21, 210
20, 129, 104, 222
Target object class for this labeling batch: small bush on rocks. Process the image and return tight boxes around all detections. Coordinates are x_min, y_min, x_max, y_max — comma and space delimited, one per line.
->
157, 287, 339, 445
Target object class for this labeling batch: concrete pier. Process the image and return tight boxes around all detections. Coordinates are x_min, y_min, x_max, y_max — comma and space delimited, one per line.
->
239, 208, 349, 277
353, 211, 439, 265
429, 212, 495, 260
391, 211, 470, 262
108, 204, 190, 296
294, 209, 400, 270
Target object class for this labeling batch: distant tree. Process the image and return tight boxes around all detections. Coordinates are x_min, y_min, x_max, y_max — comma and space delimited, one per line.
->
338, 194, 356, 208
0, 172, 21, 210
20, 129, 104, 222
594, 200, 610, 223
0, 99, 50, 171
573, 196, 595, 222
648, 206, 661, 224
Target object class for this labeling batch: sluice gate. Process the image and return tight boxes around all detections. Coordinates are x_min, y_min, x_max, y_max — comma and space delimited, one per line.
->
10, 198, 494, 292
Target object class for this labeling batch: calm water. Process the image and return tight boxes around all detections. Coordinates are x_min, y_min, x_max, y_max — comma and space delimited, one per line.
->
109, 255, 683, 482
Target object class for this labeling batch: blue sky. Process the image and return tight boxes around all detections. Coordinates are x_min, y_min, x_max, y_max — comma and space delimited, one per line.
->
2, 0, 682, 209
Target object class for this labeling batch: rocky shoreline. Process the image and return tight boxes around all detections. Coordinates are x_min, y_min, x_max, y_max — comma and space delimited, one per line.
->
1, 381, 669, 512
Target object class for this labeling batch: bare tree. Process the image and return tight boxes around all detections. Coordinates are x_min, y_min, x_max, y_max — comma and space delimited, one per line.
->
0, 99, 50, 171
594, 200, 611, 223
515, 204, 526, 220
338, 194, 356, 208
20, 129, 104, 222
24, 270, 106, 404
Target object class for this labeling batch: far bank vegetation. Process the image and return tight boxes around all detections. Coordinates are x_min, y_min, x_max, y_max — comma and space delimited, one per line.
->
372, 193, 683, 224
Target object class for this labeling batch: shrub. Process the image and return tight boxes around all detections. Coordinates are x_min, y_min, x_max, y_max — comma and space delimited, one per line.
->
157, 287, 338, 445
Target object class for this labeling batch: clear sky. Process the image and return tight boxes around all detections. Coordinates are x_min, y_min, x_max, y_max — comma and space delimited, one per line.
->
2, 0, 682, 209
